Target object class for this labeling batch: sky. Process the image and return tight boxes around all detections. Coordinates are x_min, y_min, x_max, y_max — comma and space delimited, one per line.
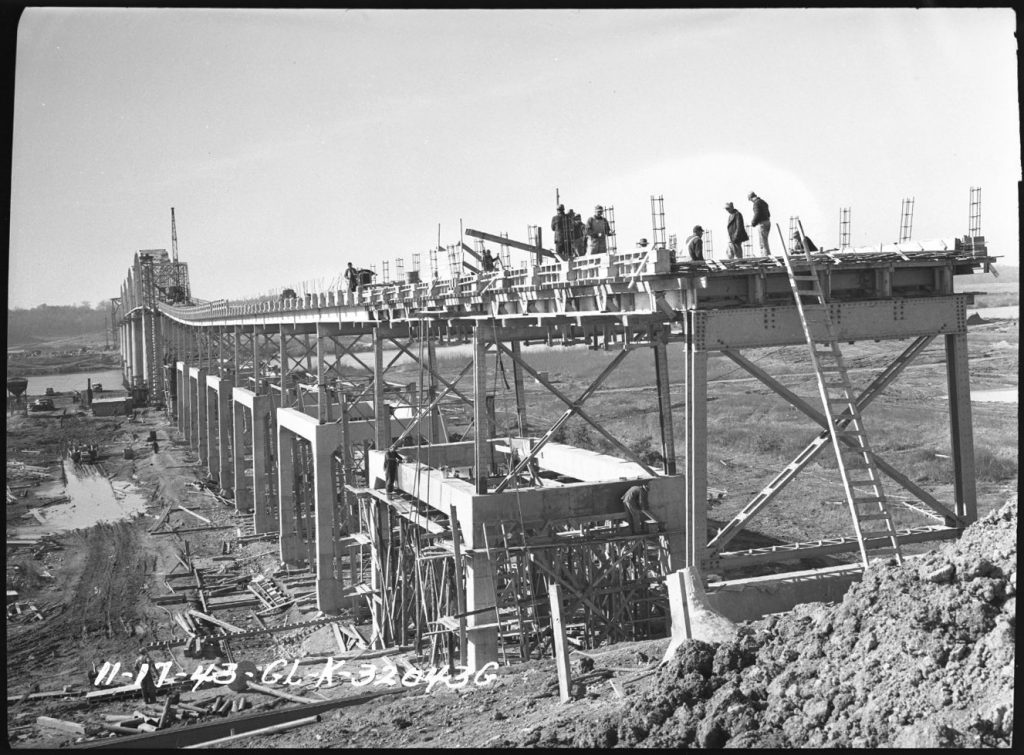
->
7, 7, 1020, 309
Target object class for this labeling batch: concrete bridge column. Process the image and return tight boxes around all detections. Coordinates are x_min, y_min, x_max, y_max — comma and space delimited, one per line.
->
252, 395, 277, 533
189, 367, 208, 460
132, 317, 145, 388
208, 376, 233, 491
313, 422, 345, 612
176, 362, 187, 436
125, 321, 135, 385
120, 323, 129, 388
206, 380, 219, 480
277, 427, 304, 564
232, 399, 253, 514
140, 308, 151, 392
461, 505, 498, 669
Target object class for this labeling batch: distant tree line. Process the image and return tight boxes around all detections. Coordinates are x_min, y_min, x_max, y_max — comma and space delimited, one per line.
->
7, 303, 108, 342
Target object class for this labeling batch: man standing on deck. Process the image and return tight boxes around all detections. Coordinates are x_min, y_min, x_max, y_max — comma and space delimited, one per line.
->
724, 202, 748, 259
344, 262, 359, 292
586, 205, 614, 255
685, 225, 705, 261
384, 447, 402, 494
551, 204, 570, 259
569, 210, 587, 257
748, 191, 771, 255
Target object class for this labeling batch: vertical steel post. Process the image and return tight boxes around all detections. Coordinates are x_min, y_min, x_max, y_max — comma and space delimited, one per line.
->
653, 327, 677, 475
473, 326, 489, 493
511, 339, 528, 436
944, 333, 978, 525
684, 316, 708, 569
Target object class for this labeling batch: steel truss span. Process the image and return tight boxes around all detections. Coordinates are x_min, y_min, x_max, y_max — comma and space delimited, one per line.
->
115, 233, 993, 665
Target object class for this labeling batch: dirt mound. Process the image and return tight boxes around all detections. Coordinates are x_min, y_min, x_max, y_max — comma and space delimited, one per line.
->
513, 496, 1016, 748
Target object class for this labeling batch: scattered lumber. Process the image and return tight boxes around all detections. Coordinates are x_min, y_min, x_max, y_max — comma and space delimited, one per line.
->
99, 721, 142, 736
187, 608, 246, 634
177, 505, 212, 524
181, 714, 320, 749
36, 716, 86, 736
243, 682, 322, 705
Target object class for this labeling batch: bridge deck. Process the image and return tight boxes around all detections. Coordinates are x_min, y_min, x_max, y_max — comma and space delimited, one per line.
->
157, 240, 992, 327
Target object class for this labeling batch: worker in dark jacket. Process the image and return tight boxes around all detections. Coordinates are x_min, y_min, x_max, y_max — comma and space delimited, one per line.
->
685, 225, 705, 261
384, 448, 402, 494
792, 232, 818, 253
724, 202, 749, 259
551, 204, 571, 259
134, 650, 158, 704
748, 191, 771, 256
586, 205, 614, 255
481, 248, 496, 272
569, 210, 587, 258
344, 262, 359, 291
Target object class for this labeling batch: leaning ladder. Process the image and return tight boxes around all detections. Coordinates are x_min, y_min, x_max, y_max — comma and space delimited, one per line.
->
779, 221, 903, 569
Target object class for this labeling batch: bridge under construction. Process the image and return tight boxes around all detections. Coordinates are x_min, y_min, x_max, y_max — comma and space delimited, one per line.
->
111, 203, 995, 668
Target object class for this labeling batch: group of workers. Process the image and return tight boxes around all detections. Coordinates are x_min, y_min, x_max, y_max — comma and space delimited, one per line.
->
643, 191, 818, 263
551, 204, 615, 259
340, 192, 818, 294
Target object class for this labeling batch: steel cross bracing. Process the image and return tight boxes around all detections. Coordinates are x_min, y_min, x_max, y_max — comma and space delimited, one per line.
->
133, 225, 992, 666
706, 334, 962, 565
780, 220, 903, 568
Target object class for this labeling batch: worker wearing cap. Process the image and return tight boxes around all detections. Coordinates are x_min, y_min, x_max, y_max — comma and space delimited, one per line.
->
344, 262, 359, 292
724, 202, 748, 259
749, 191, 771, 255
791, 231, 818, 253
636, 238, 649, 250
551, 204, 570, 259
685, 225, 705, 261
586, 205, 614, 255
621, 482, 650, 534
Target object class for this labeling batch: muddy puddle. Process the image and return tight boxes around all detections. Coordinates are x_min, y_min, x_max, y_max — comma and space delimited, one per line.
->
25, 460, 149, 532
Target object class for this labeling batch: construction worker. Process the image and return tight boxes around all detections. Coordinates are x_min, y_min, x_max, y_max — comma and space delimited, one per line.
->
384, 447, 402, 494
748, 191, 771, 256
569, 210, 587, 258
551, 204, 570, 259
586, 205, 614, 255
621, 483, 649, 534
724, 202, 748, 259
133, 649, 158, 704
481, 248, 496, 272
792, 232, 818, 253
685, 225, 705, 261
636, 238, 650, 251
344, 262, 359, 292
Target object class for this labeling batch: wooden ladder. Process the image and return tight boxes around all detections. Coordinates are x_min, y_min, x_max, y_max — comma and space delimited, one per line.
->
779, 221, 903, 568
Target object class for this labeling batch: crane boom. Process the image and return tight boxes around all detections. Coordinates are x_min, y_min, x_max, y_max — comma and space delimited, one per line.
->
171, 207, 179, 264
